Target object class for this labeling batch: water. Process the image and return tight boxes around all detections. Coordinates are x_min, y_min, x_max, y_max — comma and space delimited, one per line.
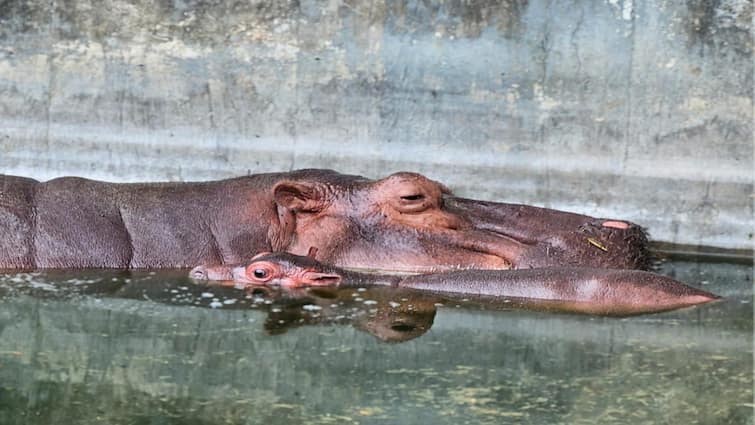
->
0, 258, 751, 425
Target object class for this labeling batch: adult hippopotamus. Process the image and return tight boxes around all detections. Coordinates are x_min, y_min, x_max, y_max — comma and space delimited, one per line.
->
0, 169, 649, 272
190, 252, 718, 316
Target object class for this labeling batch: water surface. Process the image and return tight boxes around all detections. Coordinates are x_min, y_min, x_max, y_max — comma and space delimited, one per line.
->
0, 258, 751, 424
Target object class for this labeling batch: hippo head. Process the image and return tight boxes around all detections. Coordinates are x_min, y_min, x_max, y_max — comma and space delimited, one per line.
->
270, 171, 527, 273
267, 170, 649, 273
190, 251, 342, 288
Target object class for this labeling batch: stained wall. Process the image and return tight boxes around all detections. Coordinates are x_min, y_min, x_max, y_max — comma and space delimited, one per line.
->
0, 0, 752, 249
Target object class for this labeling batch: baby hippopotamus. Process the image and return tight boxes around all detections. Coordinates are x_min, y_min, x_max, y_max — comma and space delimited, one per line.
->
190, 251, 719, 316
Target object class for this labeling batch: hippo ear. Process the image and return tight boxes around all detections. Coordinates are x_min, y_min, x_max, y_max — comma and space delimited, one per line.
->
273, 181, 326, 213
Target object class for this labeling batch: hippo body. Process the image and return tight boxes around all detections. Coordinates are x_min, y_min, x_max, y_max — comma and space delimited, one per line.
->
0, 174, 277, 268
191, 252, 718, 316
0, 169, 649, 272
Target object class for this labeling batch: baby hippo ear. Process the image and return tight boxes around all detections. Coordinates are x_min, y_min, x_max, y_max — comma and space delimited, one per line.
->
273, 181, 327, 213
301, 271, 342, 287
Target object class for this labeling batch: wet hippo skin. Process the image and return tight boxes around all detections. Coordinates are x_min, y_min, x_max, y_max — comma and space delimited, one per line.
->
0, 169, 649, 272
191, 252, 719, 316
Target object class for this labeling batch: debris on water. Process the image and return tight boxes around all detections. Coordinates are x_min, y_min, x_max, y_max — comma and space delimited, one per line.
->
356, 407, 384, 417
6, 276, 24, 284
65, 278, 101, 285
29, 282, 59, 292
354, 297, 364, 302
389, 301, 401, 308
357, 287, 366, 292
302, 304, 322, 311
363, 300, 377, 305
271, 307, 282, 313
223, 299, 236, 305
708, 355, 730, 361
209, 301, 223, 308
200, 292, 214, 298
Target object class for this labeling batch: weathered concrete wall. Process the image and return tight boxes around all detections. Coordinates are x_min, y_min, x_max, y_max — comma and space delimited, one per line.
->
0, 0, 752, 250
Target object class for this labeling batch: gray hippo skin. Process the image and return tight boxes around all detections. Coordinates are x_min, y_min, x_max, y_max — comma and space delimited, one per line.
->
0, 169, 649, 272
191, 252, 718, 316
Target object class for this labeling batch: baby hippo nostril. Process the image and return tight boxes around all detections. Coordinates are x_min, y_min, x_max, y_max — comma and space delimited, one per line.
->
190, 266, 209, 280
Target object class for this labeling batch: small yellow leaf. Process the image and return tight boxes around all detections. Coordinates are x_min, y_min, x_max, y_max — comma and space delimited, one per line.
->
587, 237, 608, 252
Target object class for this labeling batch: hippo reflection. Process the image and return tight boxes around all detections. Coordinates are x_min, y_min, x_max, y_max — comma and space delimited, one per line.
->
0, 169, 649, 272
249, 285, 438, 343
191, 252, 719, 316
0, 270, 437, 343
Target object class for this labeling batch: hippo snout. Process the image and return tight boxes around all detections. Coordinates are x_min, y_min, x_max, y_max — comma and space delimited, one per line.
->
190, 266, 209, 280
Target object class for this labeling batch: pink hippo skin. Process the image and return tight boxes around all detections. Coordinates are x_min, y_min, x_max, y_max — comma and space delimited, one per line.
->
190, 252, 719, 317
1, 169, 648, 272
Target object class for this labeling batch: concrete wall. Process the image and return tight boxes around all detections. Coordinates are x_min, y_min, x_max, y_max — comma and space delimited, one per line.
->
0, 0, 752, 250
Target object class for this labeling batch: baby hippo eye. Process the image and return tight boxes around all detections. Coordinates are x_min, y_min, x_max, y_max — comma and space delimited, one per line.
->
246, 261, 276, 282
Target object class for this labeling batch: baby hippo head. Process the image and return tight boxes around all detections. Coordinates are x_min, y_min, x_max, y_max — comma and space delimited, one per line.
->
189, 251, 342, 289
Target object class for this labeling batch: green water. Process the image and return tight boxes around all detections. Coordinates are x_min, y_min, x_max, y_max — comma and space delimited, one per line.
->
0, 259, 751, 425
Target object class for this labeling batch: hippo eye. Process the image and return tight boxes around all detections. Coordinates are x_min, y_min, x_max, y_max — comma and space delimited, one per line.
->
396, 192, 433, 214
246, 261, 277, 283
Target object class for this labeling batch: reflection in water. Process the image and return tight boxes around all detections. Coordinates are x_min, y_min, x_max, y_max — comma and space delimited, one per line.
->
0, 260, 751, 424
0, 271, 440, 343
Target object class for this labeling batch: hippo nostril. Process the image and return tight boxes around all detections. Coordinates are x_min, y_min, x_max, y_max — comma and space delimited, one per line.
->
190, 266, 208, 280
602, 220, 630, 230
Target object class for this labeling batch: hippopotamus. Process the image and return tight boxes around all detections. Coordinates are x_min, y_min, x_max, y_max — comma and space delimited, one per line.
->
0, 169, 649, 272
190, 252, 719, 316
